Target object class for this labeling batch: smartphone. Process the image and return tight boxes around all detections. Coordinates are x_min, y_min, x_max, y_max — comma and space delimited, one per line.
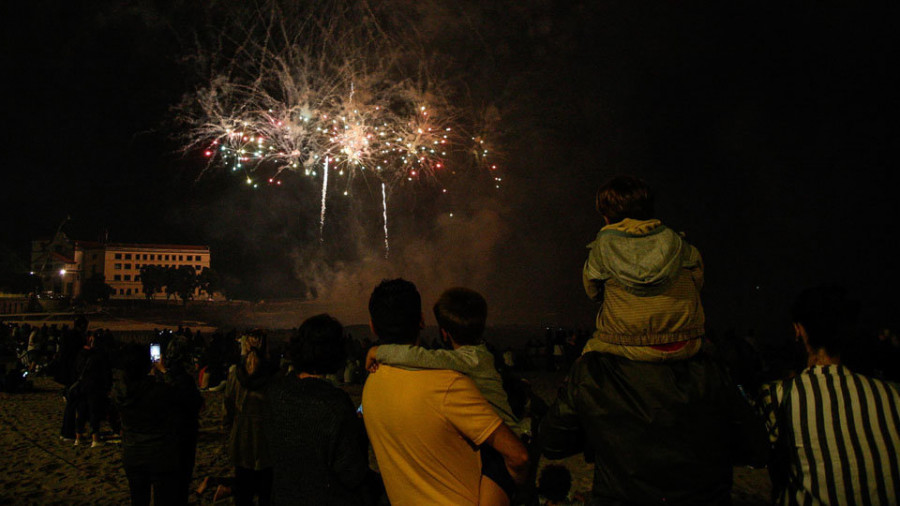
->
150, 343, 161, 362
356, 404, 363, 417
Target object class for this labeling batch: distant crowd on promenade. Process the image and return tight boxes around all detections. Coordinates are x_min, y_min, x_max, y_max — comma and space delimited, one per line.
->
2, 175, 899, 506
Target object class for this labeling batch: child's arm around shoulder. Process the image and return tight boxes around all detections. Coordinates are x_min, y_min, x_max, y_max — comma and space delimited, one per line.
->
370, 344, 480, 375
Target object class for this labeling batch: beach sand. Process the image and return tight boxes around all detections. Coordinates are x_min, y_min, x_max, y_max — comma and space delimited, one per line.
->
1, 375, 770, 505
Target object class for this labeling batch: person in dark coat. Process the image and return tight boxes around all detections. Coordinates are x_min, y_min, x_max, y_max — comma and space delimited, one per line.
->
58, 320, 86, 440
264, 314, 373, 505
540, 344, 769, 506
113, 343, 185, 506
223, 329, 278, 506
157, 336, 204, 504
72, 331, 113, 447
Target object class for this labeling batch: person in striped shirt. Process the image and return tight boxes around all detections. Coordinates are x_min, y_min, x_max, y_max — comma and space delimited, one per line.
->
761, 286, 900, 505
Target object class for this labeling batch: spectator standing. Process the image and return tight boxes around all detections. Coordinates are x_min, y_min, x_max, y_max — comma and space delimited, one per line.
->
361, 279, 528, 506
265, 314, 372, 505
223, 329, 277, 506
366, 287, 530, 505
541, 343, 768, 504
72, 331, 113, 447
759, 286, 900, 505
158, 336, 204, 504
58, 319, 87, 440
113, 344, 185, 505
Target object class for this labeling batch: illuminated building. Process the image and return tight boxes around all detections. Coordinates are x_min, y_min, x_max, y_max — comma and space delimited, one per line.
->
31, 232, 211, 300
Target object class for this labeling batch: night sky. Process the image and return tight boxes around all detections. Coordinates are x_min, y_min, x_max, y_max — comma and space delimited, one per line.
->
2, 2, 896, 337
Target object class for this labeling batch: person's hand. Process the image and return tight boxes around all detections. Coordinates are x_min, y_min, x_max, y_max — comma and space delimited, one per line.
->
365, 346, 380, 373
153, 357, 168, 374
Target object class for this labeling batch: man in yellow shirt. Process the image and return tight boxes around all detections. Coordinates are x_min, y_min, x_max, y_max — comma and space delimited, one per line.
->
362, 279, 528, 506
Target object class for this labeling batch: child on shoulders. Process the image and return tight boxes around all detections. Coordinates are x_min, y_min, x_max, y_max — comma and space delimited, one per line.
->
582, 176, 705, 362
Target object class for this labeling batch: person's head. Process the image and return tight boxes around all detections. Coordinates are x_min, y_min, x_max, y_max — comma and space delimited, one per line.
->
74, 315, 88, 333
432, 287, 488, 346
595, 175, 654, 224
791, 286, 859, 359
290, 314, 346, 375
165, 336, 192, 373
537, 464, 572, 503
120, 343, 151, 383
241, 329, 268, 355
368, 278, 422, 344
242, 329, 269, 375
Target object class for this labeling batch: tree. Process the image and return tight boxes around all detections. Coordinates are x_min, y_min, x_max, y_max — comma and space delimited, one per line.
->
169, 265, 198, 306
139, 265, 166, 300
197, 267, 221, 300
80, 274, 113, 303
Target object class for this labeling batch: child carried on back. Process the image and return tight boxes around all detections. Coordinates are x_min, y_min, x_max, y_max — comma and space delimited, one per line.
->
582, 176, 705, 361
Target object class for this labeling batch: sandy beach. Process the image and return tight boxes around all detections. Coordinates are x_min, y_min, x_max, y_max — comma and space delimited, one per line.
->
1, 371, 770, 505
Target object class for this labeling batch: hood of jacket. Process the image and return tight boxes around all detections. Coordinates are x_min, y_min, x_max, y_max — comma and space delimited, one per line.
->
588, 218, 688, 295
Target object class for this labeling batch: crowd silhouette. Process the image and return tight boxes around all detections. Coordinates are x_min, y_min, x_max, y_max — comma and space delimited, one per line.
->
1, 177, 899, 505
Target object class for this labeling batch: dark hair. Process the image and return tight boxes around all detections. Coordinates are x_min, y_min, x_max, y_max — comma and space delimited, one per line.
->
120, 343, 151, 383
368, 278, 422, 344
537, 464, 572, 502
595, 175, 655, 223
290, 314, 346, 375
432, 287, 487, 345
791, 286, 859, 358
164, 336, 192, 372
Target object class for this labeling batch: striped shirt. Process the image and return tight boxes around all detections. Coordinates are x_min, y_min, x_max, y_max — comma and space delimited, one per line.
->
762, 365, 900, 506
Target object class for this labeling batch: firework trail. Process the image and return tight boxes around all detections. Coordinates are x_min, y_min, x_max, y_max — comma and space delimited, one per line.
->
381, 181, 389, 258
320, 156, 329, 240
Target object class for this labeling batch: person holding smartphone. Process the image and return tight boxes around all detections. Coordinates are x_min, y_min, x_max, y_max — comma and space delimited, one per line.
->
150, 343, 161, 363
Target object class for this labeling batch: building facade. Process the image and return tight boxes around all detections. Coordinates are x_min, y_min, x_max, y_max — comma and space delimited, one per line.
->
31, 233, 212, 300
